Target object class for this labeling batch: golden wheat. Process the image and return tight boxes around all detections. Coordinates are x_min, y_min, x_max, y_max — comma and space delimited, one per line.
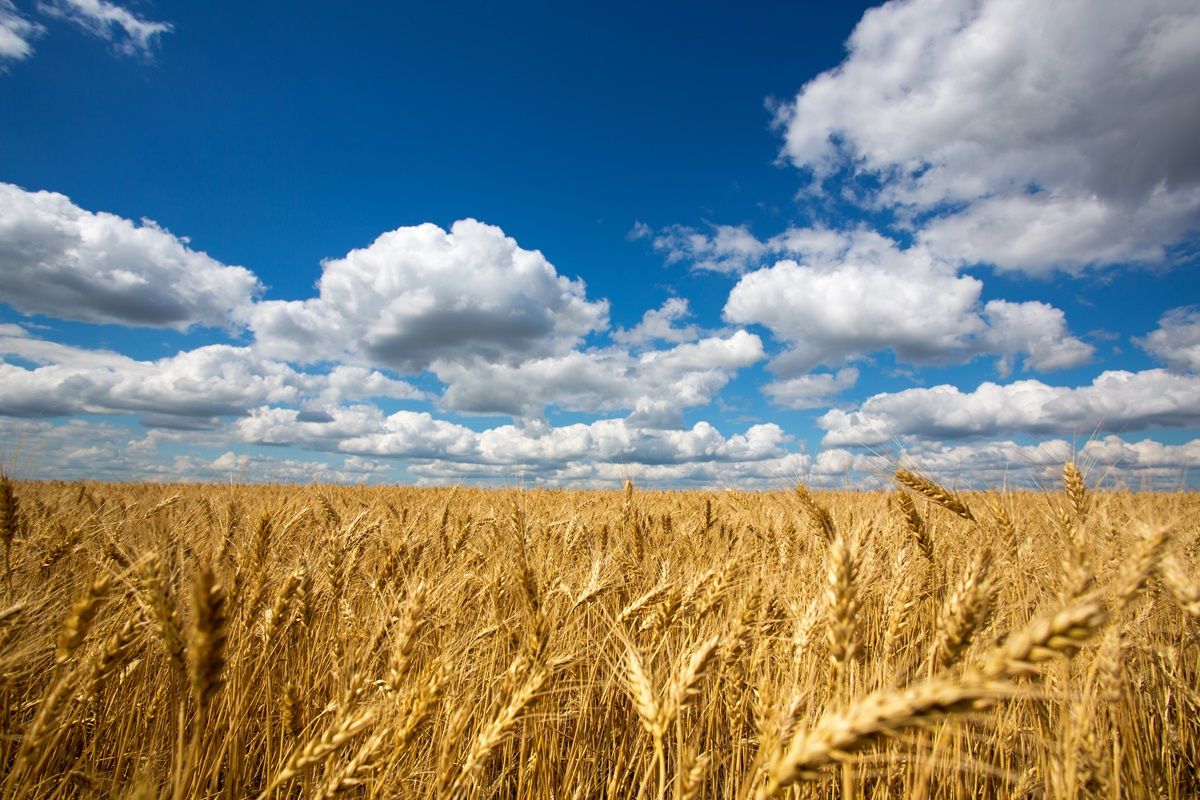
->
0, 476, 1191, 798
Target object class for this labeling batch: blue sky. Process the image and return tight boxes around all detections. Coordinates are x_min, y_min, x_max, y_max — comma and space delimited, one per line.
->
1, 0, 1198, 488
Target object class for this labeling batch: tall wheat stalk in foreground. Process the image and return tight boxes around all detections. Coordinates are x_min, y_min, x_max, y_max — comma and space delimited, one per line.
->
0, 469, 1194, 798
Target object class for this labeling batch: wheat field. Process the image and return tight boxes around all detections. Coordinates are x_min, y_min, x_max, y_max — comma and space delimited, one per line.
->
0, 467, 1196, 799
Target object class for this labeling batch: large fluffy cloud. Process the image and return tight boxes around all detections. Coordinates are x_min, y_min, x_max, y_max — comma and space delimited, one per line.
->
249, 219, 608, 372
776, 0, 1200, 273
0, 183, 262, 330
723, 230, 1092, 374
820, 369, 1200, 446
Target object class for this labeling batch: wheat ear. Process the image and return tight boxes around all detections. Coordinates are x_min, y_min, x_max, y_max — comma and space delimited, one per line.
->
258, 708, 375, 799
796, 485, 836, 542
894, 470, 975, 522
1063, 461, 1088, 520
189, 566, 227, 709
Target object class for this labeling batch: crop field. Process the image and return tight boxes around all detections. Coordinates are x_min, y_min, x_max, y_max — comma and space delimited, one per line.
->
0, 468, 1197, 799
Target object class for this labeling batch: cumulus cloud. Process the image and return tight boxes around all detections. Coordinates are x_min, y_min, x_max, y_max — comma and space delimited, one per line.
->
898, 436, 1200, 489
13, 412, 1195, 490
468, 418, 789, 469
207, 451, 393, 485
647, 223, 871, 276
0, 186, 764, 423
1081, 435, 1200, 473
918, 191, 1200, 276
649, 223, 770, 274
394, 451, 814, 489
819, 369, 1200, 446
764, 366, 858, 409
775, 0, 1200, 273
811, 435, 1200, 490
237, 405, 479, 458
0, 1, 42, 63
611, 298, 701, 347
0, 183, 262, 330
1136, 307, 1200, 373
37, 0, 170, 58
250, 219, 608, 372
723, 229, 1092, 374
0, 326, 421, 421
977, 300, 1095, 375
433, 330, 765, 421
0, 414, 399, 484
812, 448, 856, 476
236, 403, 792, 478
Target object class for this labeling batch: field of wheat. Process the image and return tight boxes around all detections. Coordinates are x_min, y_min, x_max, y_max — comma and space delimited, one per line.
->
0, 467, 1196, 799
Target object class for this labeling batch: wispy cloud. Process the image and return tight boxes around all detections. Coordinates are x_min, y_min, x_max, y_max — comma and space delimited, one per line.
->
0, 1, 43, 64
37, 0, 170, 59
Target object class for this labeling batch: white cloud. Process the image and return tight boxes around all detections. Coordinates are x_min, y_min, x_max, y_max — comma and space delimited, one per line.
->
37, 0, 170, 58
0, 414, 397, 484
809, 435, 1200, 490
315, 365, 426, 408
819, 369, 1200, 446
650, 223, 770, 274
520, 431, 1192, 490
0, 188, 762, 423
723, 230, 1091, 374
433, 330, 765, 421
1136, 307, 1200, 373
626, 220, 652, 241
207, 452, 394, 485
238, 405, 479, 459
764, 366, 859, 409
0, 183, 262, 330
0, 327, 421, 420
470, 418, 789, 468
1081, 435, 1200, 472
776, 0, 1200, 273
813, 448, 855, 475
401, 450, 814, 489
7, 402, 1196, 490
978, 300, 1095, 375
249, 219, 608, 372
647, 223, 870, 276
892, 436, 1200, 489
0, 416, 219, 481
611, 298, 701, 347
0, 1, 42, 62
919, 190, 1200, 276
237, 404, 793, 477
